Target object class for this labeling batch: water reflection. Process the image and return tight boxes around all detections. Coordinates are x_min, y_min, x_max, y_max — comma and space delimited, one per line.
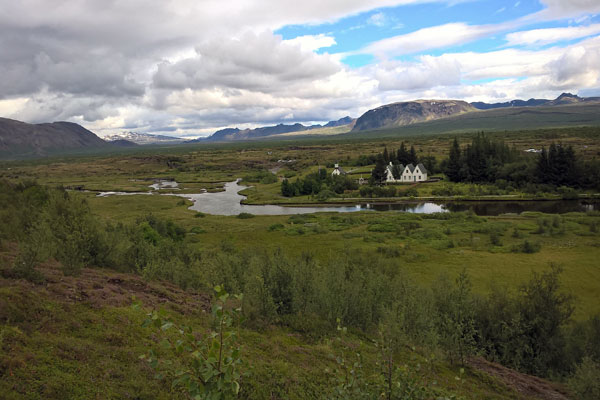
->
179, 180, 597, 216
98, 179, 597, 216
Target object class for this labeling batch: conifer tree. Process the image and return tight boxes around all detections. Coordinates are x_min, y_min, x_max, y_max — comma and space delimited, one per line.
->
445, 138, 462, 182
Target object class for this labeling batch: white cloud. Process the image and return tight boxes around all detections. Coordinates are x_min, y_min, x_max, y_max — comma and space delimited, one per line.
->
284, 34, 337, 52
360, 22, 505, 58
369, 35, 600, 100
373, 56, 461, 90
152, 32, 341, 94
368, 12, 387, 27
537, 0, 600, 19
506, 24, 600, 46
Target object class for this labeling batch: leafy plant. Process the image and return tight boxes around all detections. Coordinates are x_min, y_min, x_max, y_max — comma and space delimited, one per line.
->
140, 285, 245, 399
328, 319, 371, 400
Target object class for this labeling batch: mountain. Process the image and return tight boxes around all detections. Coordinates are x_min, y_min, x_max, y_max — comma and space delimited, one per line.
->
195, 116, 357, 142
344, 101, 600, 139
324, 116, 355, 127
471, 98, 548, 110
471, 92, 600, 110
0, 118, 110, 158
352, 100, 475, 132
104, 131, 184, 145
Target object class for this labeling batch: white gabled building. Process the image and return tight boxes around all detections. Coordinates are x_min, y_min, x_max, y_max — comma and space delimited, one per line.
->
331, 163, 346, 177
386, 162, 428, 183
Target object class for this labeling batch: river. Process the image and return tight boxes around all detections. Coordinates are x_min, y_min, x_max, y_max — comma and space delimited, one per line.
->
178, 180, 598, 216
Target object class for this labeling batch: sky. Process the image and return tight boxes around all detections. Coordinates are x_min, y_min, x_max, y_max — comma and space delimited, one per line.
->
0, 0, 599, 138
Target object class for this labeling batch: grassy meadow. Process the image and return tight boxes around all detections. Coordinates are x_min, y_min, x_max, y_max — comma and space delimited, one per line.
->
1, 126, 599, 399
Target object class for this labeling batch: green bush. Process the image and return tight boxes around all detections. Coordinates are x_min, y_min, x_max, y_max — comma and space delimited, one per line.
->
568, 357, 600, 400
268, 223, 284, 232
511, 239, 541, 253
140, 285, 245, 399
237, 212, 255, 219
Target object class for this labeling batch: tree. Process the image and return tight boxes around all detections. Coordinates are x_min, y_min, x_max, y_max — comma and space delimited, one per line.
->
445, 138, 462, 182
397, 142, 410, 165
434, 270, 477, 365
383, 147, 390, 164
517, 264, 575, 376
409, 146, 418, 165
371, 154, 387, 184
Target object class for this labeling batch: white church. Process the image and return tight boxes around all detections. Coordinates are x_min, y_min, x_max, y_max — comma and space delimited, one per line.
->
385, 162, 428, 183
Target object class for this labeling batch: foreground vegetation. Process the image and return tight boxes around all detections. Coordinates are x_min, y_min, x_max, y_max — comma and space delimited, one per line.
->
1, 179, 599, 398
1, 127, 599, 398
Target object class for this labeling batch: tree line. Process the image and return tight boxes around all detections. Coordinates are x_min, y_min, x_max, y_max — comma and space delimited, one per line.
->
443, 134, 600, 189
281, 168, 357, 199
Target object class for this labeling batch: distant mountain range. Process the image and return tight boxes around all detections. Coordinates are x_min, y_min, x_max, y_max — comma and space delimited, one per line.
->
1, 93, 599, 158
192, 116, 356, 142
104, 131, 184, 145
471, 92, 600, 110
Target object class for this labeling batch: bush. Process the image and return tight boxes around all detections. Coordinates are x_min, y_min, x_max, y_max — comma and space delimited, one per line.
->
489, 231, 502, 246
242, 170, 277, 184
140, 285, 245, 399
511, 239, 541, 253
237, 212, 255, 219
401, 187, 419, 197
568, 357, 600, 400
316, 189, 335, 202
194, 212, 206, 218
268, 223, 284, 232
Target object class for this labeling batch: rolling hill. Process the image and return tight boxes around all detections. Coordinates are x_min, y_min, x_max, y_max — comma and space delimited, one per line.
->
0, 118, 110, 159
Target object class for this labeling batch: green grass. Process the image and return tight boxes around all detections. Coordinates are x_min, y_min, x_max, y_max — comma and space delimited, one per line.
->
83, 191, 600, 320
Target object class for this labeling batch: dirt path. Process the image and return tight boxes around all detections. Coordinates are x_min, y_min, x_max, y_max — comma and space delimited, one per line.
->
0, 259, 211, 315
468, 357, 571, 400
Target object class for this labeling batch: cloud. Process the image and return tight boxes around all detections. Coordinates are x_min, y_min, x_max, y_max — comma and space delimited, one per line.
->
506, 24, 600, 46
368, 12, 387, 27
2, 0, 600, 137
360, 22, 505, 58
373, 56, 461, 90
284, 34, 337, 52
537, 0, 600, 19
152, 31, 341, 94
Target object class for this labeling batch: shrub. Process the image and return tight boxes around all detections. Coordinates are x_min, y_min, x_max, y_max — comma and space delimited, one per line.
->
511, 240, 541, 253
268, 223, 284, 232
194, 212, 206, 218
568, 357, 600, 400
140, 285, 245, 399
490, 231, 502, 246
237, 212, 255, 219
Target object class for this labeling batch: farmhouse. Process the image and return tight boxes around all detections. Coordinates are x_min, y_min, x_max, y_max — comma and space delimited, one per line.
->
331, 163, 346, 176
385, 162, 428, 183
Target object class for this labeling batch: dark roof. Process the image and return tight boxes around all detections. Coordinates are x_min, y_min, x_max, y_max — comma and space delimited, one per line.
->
405, 163, 415, 173
416, 163, 428, 174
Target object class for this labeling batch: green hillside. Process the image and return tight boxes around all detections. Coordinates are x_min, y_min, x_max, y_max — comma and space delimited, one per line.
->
342, 103, 600, 139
